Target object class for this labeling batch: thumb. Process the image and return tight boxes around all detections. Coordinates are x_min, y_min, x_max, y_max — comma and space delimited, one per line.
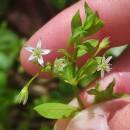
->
60, 97, 130, 130
66, 108, 109, 130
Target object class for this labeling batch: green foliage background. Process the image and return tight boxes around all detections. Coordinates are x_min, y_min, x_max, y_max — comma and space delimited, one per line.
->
0, 0, 78, 130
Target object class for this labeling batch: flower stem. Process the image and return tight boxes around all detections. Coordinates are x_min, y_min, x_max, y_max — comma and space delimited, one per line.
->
72, 85, 85, 110
26, 71, 41, 88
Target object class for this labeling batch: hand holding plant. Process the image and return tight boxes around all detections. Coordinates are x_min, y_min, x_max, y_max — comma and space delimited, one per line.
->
19, 0, 130, 129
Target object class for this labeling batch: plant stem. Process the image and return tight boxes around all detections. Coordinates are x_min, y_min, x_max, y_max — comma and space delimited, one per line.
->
26, 71, 40, 88
72, 85, 85, 110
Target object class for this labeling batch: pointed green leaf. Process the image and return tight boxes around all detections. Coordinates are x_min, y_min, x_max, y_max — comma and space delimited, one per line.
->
76, 44, 88, 58
62, 63, 77, 84
34, 103, 80, 119
85, 59, 98, 75
58, 49, 72, 59
83, 3, 105, 37
84, 42, 95, 54
71, 10, 82, 31
87, 79, 128, 103
84, 39, 99, 47
87, 89, 98, 95
68, 34, 73, 49
83, 13, 95, 30
72, 26, 85, 45
106, 79, 116, 95
95, 82, 101, 92
84, 2, 93, 16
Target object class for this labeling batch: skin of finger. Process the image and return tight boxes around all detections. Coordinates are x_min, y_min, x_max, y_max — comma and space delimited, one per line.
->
66, 97, 130, 130
55, 97, 130, 130
54, 45, 130, 130
20, 0, 130, 76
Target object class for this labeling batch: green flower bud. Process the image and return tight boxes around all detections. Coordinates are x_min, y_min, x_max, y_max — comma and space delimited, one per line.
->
16, 86, 29, 105
99, 37, 110, 49
54, 58, 68, 72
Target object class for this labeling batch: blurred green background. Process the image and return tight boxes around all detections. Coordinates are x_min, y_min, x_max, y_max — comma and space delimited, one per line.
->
0, 0, 78, 130
0, 0, 127, 130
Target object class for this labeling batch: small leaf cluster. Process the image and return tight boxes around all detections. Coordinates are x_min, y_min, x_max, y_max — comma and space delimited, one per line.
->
49, 3, 109, 86
87, 79, 128, 103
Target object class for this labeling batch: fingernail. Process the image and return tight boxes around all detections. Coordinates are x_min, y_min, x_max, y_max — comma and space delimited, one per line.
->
66, 109, 109, 130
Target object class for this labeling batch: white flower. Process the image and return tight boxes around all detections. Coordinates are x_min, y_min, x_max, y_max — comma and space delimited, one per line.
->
97, 56, 112, 78
24, 39, 51, 66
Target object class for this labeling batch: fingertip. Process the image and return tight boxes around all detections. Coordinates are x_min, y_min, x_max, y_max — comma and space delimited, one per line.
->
54, 119, 71, 130
66, 108, 109, 130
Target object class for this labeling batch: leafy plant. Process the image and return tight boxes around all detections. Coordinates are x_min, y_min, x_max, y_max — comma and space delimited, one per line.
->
17, 2, 127, 125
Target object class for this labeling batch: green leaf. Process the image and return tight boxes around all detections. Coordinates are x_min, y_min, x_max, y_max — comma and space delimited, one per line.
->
77, 46, 88, 58
84, 39, 99, 47
68, 34, 73, 49
84, 59, 98, 75
84, 12, 104, 37
83, 13, 95, 30
95, 82, 101, 92
71, 11, 83, 45
84, 2, 93, 16
71, 10, 82, 31
95, 57, 102, 64
84, 42, 95, 54
77, 39, 99, 58
77, 43, 94, 57
72, 27, 85, 45
76, 58, 98, 81
99, 37, 110, 49
87, 89, 98, 95
58, 49, 72, 59
63, 63, 76, 84
83, 2, 105, 37
34, 103, 80, 119
87, 79, 128, 103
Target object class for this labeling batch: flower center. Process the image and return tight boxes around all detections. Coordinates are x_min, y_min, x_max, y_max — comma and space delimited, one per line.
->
101, 63, 107, 69
34, 48, 41, 56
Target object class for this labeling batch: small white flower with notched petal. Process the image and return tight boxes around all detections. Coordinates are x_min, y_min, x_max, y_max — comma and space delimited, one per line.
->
24, 39, 51, 66
97, 56, 112, 78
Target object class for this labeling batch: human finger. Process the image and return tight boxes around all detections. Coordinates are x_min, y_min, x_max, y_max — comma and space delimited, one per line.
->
20, 0, 130, 76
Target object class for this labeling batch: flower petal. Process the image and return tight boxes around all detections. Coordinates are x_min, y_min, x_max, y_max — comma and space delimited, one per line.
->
23, 92, 28, 105
101, 70, 104, 78
37, 39, 42, 48
105, 66, 111, 72
38, 55, 44, 65
106, 56, 112, 63
24, 46, 34, 52
41, 49, 51, 55
28, 54, 35, 61
102, 56, 106, 63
